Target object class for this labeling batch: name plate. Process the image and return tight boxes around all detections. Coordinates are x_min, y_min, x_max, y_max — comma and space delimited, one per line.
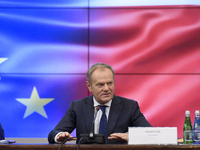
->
128, 127, 177, 145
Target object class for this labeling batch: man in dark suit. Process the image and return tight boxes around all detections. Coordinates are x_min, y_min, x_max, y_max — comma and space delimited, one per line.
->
48, 63, 151, 144
0, 122, 5, 140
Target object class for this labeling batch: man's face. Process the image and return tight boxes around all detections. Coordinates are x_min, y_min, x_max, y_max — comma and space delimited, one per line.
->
86, 68, 115, 105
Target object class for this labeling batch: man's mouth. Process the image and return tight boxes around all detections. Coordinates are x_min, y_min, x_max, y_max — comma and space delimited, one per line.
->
102, 93, 110, 96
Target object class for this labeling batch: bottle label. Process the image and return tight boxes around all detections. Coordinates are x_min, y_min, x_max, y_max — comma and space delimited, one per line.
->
184, 131, 192, 141
193, 130, 200, 142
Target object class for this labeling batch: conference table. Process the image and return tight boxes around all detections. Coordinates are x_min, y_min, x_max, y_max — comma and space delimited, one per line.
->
0, 143, 200, 150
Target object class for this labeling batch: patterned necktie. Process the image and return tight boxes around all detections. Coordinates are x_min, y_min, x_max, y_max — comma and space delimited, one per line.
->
99, 105, 107, 139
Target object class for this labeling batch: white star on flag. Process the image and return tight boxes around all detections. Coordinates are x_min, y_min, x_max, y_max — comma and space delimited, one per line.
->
16, 86, 54, 118
0, 58, 8, 64
0, 58, 8, 80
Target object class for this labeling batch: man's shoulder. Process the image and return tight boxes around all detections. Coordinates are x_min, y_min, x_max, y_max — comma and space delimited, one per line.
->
73, 96, 93, 104
114, 95, 137, 104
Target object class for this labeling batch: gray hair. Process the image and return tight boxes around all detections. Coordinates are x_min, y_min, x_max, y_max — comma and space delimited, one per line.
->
87, 63, 115, 84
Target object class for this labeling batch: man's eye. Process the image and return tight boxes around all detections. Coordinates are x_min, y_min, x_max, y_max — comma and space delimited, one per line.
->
97, 84, 103, 87
108, 82, 112, 85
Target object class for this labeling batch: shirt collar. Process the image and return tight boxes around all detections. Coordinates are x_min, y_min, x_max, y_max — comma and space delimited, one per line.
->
93, 96, 112, 107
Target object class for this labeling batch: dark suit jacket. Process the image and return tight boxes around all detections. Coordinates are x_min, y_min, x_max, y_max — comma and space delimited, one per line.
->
0, 122, 5, 140
48, 95, 151, 144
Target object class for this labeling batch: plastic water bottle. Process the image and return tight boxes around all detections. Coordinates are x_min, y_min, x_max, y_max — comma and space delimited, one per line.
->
183, 110, 192, 144
193, 110, 200, 144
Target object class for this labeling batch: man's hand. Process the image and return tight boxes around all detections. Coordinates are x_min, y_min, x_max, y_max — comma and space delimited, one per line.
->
108, 133, 128, 142
57, 132, 77, 142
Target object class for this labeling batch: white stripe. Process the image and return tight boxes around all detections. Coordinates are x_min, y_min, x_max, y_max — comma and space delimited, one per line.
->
90, 0, 200, 7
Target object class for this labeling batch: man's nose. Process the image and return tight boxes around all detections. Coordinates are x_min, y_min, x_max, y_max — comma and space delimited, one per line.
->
103, 84, 109, 90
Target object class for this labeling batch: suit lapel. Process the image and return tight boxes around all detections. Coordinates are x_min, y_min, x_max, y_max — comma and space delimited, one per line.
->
107, 96, 123, 136
82, 96, 94, 133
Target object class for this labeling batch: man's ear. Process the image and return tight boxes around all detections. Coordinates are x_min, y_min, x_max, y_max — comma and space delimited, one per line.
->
86, 81, 92, 92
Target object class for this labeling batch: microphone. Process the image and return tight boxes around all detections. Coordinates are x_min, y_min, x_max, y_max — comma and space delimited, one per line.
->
89, 106, 100, 138
79, 106, 105, 144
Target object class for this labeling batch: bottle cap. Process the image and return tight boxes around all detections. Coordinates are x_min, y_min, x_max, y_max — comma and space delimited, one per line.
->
195, 110, 200, 114
185, 110, 190, 115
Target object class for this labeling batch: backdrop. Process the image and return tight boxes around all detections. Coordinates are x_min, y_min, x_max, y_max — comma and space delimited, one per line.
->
0, 0, 200, 139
